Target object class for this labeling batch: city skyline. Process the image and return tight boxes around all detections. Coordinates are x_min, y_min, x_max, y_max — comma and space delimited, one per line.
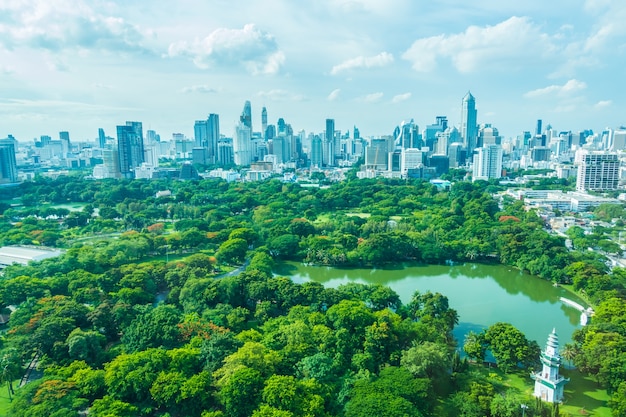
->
1, 1, 625, 141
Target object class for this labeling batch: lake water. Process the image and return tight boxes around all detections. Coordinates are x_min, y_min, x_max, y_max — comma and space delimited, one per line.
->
277, 262, 588, 347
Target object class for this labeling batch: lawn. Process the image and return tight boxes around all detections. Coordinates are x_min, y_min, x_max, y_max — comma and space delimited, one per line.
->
0, 380, 18, 417
499, 368, 610, 416
559, 368, 611, 417
461, 364, 611, 417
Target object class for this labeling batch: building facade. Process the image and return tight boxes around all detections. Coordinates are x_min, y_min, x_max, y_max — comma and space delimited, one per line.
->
472, 144, 502, 181
116, 121, 144, 178
0, 139, 18, 183
576, 152, 619, 192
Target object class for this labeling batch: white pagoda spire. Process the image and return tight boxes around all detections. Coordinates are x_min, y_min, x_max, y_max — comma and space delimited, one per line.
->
531, 328, 569, 403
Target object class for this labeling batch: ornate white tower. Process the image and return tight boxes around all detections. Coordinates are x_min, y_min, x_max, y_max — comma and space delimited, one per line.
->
531, 329, 569, 403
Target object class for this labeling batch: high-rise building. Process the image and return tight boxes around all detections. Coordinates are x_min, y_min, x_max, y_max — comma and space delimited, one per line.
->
435, 126, 461, 155
402, 148, 424, 175
240, 101, 252, 130
40, 135, 52, 147
324, 119, 336, 166
576, 151, 619, 192
233, 122, 253, 166
448, 142, 466, 168
59, 131, 70, 156
217, 139, 233, 166
477, 124, 501, 147
146, 130, 160, 143
612, 129, 626, 151
98, 128, 106, 148
116, 121, 144, 178
207, 114, 220, 163
536, 119, 543, 136
194, 120, 208, 149
365, 137, 392, 170
261, 107, 268, 140
277, 118, 287, 135
0, 139, 18, 184
194, 114, 220, 164
395, 119, 422, 149
461, 92, 478, 154
423, 116, 447, 152
310, 135, 323, 168
472, 144, 502, 181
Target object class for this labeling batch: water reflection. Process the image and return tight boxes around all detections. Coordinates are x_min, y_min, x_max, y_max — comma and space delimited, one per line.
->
277, 261, 587, 345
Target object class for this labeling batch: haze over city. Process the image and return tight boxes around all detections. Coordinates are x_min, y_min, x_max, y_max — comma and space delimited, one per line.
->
1, 0, 625, 141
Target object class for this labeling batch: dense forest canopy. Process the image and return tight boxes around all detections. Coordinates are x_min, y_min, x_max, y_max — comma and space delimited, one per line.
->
0, 174, 624, 416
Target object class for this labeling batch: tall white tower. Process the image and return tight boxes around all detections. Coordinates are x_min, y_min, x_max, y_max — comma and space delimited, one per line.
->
531, 329, 569, 403
461, 92, 478, 154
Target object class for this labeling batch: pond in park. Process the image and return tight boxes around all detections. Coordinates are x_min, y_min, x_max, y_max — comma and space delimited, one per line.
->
276, 261, 589, 347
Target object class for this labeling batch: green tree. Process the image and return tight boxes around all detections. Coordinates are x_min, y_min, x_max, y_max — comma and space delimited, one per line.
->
401, 341, 450, 380
268, 234, 301, 260
0, 348, 21, 400
483, 322, 539, 373
217, 238, 248, 265
121, 304, 183, 352
219, 366, 264, 417
89, 395, 139, 417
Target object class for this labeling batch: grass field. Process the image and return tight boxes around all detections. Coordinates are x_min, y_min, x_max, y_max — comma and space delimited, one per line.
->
560, 368, 611, 417
464, 364, 611, 416
0, 380, 18, 417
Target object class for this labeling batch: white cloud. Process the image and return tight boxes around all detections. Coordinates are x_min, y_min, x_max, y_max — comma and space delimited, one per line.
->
179, 85, 218, 94
361, 92, 383, 103
524, 79, 587, 98
0, 1, 150, 53
327, 89, 341, 101
168, 24, 285, 75
46, 58, 69, 72
0, 98, 138, 115
329, 0, 410, 17
257, 89, 306, 101
402, 16, 553, 73
0, 66, 13, 75
595, 100, 612, 108
331, 52, 394, 75
391, 92, 411, 103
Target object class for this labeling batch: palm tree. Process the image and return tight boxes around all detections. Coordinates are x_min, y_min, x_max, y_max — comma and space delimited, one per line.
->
561, 343, 577, 369
0, 348, 22, 400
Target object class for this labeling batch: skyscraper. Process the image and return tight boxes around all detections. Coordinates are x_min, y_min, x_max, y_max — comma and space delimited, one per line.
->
117, 121, 144, 178
194, 120, 208, 148
461, 92, 478, 154
207, 114, 219, 163
194, 114, 220, 164
324, 119, 335, 166
234, 121, 252, 166
98, 128, 106, 148
310, 135, 323, 168
395, 119, 421, 149
0, 139, 18, 184
59, 131, 70, 147
261, 107, 268, 140
240, 101, 252, 130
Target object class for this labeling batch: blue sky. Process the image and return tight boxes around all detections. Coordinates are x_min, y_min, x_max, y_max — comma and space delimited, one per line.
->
0, 0, 625, 142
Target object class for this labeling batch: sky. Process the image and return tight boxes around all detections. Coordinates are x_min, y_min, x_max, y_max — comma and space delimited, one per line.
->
1, 0, 625, 142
